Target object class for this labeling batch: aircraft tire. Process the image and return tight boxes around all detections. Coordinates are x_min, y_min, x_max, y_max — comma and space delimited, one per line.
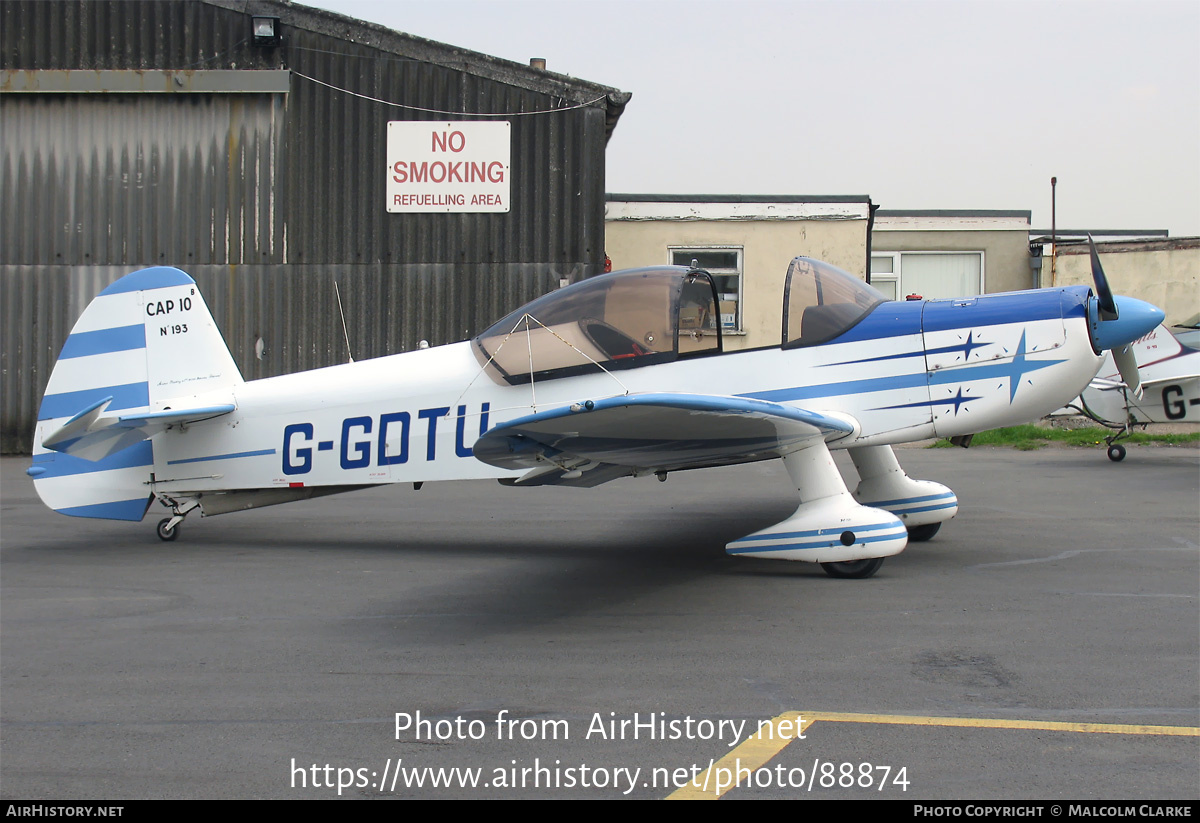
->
1107, 444, 1126, 462
156, 518, 179, 542
906, 522, 941, 542
820, 558, 885, 579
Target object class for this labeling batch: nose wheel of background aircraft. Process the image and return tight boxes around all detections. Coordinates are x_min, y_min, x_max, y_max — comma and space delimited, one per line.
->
820, 558, 886, 579
1107, 443, 1127, 462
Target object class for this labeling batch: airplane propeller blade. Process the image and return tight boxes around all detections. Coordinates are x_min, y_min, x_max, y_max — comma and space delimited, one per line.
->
1112, 345, 1143, 398
1089, 234, 1119, 321
1085, 235, 1163, 397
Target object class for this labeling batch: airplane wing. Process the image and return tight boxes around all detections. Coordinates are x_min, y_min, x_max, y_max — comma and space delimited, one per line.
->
1130, 372, 1200, 387
41, 396, 236, 462
1089, 372, 1200, 392
473, 392, 855, 487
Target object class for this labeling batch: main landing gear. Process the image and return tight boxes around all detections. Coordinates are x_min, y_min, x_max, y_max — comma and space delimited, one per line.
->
906, 521, 942, 542
850, 445, 958, 542
820, 558, 887, 579
820, 518, 942, 578
724, 443, 959, 580
724, 442, 908, 579
154, 496, 199, 541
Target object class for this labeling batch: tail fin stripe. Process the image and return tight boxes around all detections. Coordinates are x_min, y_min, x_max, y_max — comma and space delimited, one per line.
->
30, 441, 154, 480
44, 350, 147, 397
58, 324, 146, 359
57, 496, 155, 521
38, 381, 149, 421
97, 266, 195, 296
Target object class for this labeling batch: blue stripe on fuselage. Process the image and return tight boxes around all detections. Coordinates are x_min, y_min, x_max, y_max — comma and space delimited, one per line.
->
743, 371, 929, 404
167, 448, 276, 466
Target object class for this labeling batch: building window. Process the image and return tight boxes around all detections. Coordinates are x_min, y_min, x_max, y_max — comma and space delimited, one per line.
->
670, 247, 743, 331
869, 254, 899, 301
871, 251, 983, 300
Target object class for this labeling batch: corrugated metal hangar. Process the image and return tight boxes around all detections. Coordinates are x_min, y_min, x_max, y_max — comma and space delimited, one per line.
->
0, 0, 630, 452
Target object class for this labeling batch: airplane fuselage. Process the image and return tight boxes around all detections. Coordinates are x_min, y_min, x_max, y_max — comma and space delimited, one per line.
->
149, 286, 1101, 495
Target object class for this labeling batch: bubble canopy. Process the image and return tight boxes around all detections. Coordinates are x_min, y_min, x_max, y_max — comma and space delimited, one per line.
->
473, 267, 723, 385
782, 257, 886, 348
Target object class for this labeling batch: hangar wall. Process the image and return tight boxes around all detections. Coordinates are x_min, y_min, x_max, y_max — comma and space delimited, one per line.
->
0, 0, 628, 452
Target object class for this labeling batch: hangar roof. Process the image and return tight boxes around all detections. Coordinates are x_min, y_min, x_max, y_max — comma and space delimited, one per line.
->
206, 0, 631, 141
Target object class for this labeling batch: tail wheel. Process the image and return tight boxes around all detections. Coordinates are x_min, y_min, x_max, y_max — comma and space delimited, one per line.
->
820, 558, 885, 579
1107, 443, 1127, 462
156, 518, 179, 542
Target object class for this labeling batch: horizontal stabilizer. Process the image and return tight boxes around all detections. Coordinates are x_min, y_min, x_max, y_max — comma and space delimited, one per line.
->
475, 393, 856, 483
42, 401, 235, 462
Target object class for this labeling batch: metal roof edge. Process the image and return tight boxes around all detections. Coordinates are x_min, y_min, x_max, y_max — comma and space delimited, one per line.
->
1030, 229, 1170, 237
876, 209, 1031, 219
1054, 236, 1199, 254
202, 0, 631, 132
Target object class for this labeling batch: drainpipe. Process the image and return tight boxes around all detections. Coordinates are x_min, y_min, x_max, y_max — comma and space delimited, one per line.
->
1050, 176, 1057, 286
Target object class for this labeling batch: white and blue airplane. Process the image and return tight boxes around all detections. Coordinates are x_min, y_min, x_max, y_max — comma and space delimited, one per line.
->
27, 244, 1163, 578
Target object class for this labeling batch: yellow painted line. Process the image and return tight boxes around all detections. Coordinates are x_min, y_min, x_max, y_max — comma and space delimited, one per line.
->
665, 711, 1198, 800
666, 711, 813, 800
802, 711, 1200, 737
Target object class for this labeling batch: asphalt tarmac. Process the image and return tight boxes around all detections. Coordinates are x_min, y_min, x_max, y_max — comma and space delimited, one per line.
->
1, 445, 1197, 799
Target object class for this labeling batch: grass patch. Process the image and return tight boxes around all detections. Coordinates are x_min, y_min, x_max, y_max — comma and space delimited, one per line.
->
930, 425, 1200, 450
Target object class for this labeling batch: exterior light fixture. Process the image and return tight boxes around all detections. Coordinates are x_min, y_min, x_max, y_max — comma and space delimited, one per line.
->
252, 16, 280, 46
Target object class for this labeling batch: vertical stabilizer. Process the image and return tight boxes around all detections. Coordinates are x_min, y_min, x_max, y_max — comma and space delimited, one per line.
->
29, 267, 242, 521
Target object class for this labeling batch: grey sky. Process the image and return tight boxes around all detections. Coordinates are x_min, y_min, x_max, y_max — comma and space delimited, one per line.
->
310, 0, 1199, 236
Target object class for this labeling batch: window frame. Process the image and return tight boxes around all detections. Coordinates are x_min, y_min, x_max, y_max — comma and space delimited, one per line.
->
668, 246, 744, 333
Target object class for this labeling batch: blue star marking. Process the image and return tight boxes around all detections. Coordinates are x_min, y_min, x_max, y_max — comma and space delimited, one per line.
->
928, 329, 1064, 404
958, 331, 988, 361
943, 387, 975, 415
826, 331, 991, 368
921, 330, 993, 362
870, 387, 980, 415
